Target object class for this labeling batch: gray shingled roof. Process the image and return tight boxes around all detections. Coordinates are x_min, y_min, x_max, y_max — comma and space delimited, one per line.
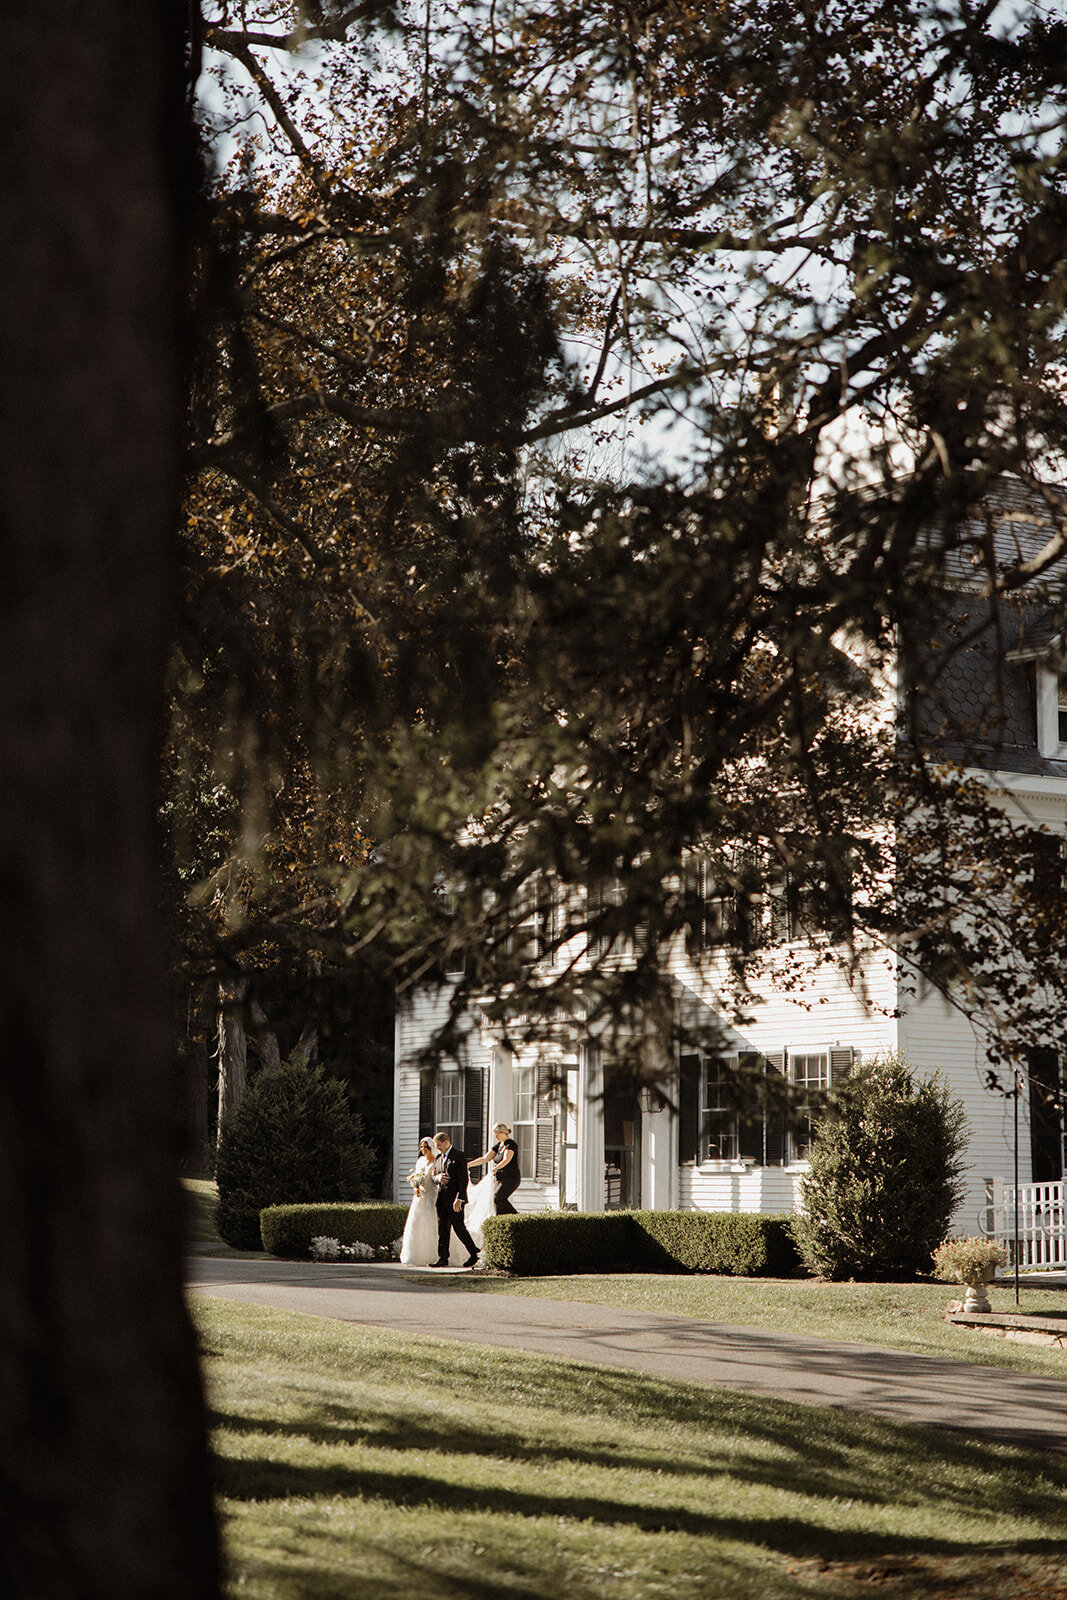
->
911, 478, 1067, 778
936, 477, 1067, 587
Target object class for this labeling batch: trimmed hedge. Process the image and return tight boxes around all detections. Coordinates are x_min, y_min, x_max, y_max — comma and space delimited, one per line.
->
261, 1202, 409, 1259
480, 1209, 800, 1277
633, 1210, 799, 1277
480, 1211, 635, 1275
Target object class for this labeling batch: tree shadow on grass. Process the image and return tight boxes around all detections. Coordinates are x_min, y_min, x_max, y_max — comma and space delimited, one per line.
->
209, 1369, 1067, 1545
225, 1513, 785, 1600
208, 1386, 1067, 1528
215, 1435, 1067, 1571
201, 1300, 1067, 1599
204, 1311, 1067, 1517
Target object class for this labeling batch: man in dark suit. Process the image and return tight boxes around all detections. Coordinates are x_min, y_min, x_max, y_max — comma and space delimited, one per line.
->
431, 1131, 479, 1267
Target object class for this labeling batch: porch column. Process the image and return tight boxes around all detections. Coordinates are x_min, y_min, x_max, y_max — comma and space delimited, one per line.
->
643, 1103, 674, 1211
578, 1039, 604, 1212
488, 1042, 514, 1136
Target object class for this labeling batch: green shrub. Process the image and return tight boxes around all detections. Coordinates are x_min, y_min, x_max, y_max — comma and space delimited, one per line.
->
633, 1210, 799, 1276
481, 1212, 635, 1275
261, 1202, 409, 1259
215, 1050, 375, 1249
481, 1209, 800, 1277
790, 1050, 968, 1280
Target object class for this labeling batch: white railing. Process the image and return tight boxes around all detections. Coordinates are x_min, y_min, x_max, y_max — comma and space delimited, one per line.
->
979, 1179, 1066, 1271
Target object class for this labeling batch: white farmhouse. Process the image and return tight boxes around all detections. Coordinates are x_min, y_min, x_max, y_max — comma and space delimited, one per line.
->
393, 481, 1066, 1245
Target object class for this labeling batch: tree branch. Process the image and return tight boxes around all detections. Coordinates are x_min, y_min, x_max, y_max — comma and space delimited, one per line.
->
520, 368, 700, 444
206, 5, 395, 54
212, 32, 329, 193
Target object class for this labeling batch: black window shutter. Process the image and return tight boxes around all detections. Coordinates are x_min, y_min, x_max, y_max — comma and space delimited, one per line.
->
463, 1066, 484, 1157
678, 1053, 700, 1164
830, 1046, 854, 1088
1028, 831, 1063, 897
535, 1120, 556, 1183
535, 1064, 558, 1182
763, 1051, 786, 1166
737, 1051, 763, 1163
418, 1069, 435, 1139
1029, 1048, 1063, 1183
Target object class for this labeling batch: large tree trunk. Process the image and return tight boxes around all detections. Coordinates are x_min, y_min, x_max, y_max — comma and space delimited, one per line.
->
249, 996, 283, 1075
0, 6, 219, 1597
216, 974, 249, 1129
182, 982, 217, 1173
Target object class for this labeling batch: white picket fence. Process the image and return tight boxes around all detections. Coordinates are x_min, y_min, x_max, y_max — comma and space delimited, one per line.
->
979, 1179, 1066, 1271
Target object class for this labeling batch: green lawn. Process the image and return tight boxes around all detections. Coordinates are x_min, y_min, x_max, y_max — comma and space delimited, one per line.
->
195, 1295, 1067, 1600
450, 1272, 1067, 1380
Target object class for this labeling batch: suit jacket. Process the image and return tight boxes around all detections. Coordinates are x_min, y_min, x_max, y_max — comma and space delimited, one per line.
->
435, 1146, 469, 1209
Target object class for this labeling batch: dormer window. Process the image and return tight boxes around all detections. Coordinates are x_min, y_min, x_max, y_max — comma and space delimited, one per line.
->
1036, 660, 1067, 758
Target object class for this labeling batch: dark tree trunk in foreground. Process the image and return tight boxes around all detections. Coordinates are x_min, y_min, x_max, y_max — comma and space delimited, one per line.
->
0, 6, 219, 1596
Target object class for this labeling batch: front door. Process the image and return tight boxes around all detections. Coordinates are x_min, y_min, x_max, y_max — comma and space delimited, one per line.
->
603, 1089, 640, 1209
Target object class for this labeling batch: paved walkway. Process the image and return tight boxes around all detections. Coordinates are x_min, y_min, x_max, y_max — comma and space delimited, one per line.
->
188, 1257, 1067, 1453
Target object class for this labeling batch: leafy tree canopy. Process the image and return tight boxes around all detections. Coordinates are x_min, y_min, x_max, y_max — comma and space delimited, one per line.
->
176, 0, 1067, 1084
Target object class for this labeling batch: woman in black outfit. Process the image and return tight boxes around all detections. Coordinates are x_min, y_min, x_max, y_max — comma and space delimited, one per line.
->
470, 1122, 521, 1214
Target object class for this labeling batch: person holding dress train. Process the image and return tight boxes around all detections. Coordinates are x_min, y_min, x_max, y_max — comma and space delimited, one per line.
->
469, 1122, 521, 1214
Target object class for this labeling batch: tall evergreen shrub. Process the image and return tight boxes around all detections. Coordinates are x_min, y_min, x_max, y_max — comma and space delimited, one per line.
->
215, 1050, 374, 1248
790, 1051, 967, 1280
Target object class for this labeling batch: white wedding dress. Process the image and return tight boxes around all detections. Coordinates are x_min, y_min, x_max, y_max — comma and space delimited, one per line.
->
399, 1155, 495, 1265
399, 1155, 439, 1265
463, 1168, 494, 1253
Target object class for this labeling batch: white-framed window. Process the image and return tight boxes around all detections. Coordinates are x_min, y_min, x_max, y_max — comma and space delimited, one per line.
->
680, 1048, 773, 1165
680, 1045, 853, 1167
684, 850, 765, 954
508, 872, 558, 967
1036, 662, 1067, 757
512, 1061, 558, 1183
435, 1066, 465, 1148
513, 1062, 537, 1175
789, 1051, 829, 1161
420, 1063, 485, 1156
701, 1054, 740, 1160
778, 855, 853, 944
436, 887, 466, 977
587, 873, 635, 960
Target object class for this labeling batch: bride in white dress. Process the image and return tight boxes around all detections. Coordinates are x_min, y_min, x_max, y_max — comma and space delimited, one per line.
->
399, 1136, 496, 1266
399, 1139, 440, 1265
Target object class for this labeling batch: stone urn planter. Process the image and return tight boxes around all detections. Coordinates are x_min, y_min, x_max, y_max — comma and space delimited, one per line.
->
932, 1236, 1007, 1314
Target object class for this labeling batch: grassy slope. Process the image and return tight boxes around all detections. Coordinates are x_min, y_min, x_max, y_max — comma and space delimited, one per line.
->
195, 1296, 1067, 1600
184, 1177, 222, 1245
183, 1176, 263, 1259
